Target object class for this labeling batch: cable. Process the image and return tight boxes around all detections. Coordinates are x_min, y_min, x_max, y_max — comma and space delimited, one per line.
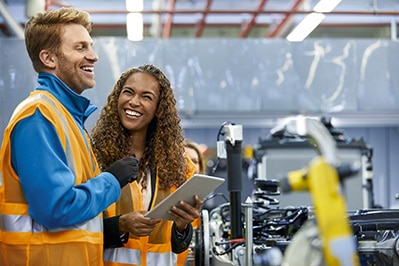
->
212, 121, 234, 173
204, 192, 229, 203
212, 241, 245, 256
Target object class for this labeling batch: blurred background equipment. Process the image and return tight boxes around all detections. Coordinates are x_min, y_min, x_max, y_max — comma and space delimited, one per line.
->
194, 116, 399, 266
277, 116, 359, 265
254, 116, 375, 211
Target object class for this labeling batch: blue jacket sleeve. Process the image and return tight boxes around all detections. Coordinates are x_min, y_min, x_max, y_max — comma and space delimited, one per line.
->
11, 110, 120, 228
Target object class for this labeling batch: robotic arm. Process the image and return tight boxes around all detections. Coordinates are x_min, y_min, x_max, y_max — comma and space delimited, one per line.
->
278, 116, 359, 266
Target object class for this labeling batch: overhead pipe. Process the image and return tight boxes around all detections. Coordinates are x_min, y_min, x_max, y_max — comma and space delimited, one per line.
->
82, 8, 399, 38
0, 0, 24, 38
162, 0, 175, 38
239, 0, 268, 38
91, 21, 391, 32
9, 5, 394, 39
194, 0, 212, 38
83, 8, 399, 36
83, 9, 399, 16
267, 0, 306, 38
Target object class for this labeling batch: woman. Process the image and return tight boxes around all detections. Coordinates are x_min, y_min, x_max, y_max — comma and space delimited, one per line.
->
178, 140, 207, 265
92, 64, 202, 265
184, 140, 206, 175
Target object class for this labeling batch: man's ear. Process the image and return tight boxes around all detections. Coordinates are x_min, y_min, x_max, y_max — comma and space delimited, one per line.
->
39, 50, 56, 69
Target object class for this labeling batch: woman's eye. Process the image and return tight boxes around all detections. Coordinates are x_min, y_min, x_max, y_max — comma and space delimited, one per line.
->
122, 89, 133, 94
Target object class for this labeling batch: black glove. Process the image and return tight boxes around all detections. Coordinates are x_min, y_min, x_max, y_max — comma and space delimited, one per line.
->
105, 157, 139, 188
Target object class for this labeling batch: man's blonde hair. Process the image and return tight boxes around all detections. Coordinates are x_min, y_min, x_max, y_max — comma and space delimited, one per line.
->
25, 7, 93, 73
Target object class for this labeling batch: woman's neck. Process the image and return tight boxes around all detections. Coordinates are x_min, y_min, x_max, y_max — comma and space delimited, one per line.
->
129, 133, 146, 160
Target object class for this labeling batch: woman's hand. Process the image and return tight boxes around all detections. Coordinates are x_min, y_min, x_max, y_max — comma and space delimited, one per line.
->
119, 211, 162, 237
169, 195, 203, 232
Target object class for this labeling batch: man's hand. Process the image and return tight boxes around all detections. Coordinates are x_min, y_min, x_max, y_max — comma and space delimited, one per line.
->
105, 157, 139, 188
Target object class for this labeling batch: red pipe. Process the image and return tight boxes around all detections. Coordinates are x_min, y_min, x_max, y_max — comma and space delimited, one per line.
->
267, 0, 306, 38
72, 7, 399, 38
194, 0, 213, 38
91, 22, 390, 31
162, 0, 176, 38
239, 0, 268, 38
84, 9, 399, 16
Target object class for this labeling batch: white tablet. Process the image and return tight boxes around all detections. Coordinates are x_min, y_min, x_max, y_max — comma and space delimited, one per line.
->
144, 174, 225, 220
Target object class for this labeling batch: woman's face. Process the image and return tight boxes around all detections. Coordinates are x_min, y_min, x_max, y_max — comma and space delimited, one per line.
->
117, 72, 160, 134
185, 146, 200, 174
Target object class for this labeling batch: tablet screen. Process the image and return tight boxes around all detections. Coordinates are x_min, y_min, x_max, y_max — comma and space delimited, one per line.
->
144, 174, 225, 220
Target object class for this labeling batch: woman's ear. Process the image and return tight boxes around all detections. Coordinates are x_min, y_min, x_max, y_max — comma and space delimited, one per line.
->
39, 49, 56, 69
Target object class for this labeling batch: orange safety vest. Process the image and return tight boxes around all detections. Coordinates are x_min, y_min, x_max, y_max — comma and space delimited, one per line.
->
0, 90, 104, 266
104, 157, 196, 266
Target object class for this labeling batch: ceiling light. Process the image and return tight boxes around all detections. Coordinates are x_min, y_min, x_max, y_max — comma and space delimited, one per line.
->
25, 0, 46, 18
126, 0, 143, 12
287, 13, 325, 42
314, 0, 342, 13
126, 0, 143, 41
127, 13, 143, 41
287, 0, 342, 42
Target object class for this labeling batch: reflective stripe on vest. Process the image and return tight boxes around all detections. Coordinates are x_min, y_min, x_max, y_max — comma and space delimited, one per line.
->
104, 247, 141, 264
0, 213, 102, 233
147, 252, 177, 265
103, 248, 176, 265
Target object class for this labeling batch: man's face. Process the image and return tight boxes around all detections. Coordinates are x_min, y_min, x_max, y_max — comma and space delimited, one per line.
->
52, 24, 99, 94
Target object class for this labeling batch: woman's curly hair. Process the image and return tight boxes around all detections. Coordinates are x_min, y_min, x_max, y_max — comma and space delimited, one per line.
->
91, 64, 187, 189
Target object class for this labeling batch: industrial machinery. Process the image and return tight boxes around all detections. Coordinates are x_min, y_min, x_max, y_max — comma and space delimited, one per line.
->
254, 116, 374, 211
196, 120, 311, 266
277, 116, 359, 265
194, 116, 399, 266
350, 209, 399, 265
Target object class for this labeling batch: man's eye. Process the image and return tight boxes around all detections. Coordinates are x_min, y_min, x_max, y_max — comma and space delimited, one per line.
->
77, 45, 88, 51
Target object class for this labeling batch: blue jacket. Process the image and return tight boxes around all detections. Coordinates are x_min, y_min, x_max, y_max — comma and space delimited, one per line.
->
10, 72, 120, 228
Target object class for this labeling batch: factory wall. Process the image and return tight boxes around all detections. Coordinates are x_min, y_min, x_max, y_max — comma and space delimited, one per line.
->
1, 37, 398, 208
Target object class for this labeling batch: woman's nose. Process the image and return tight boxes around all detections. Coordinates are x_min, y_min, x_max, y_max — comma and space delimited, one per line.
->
129, 95, 139, 105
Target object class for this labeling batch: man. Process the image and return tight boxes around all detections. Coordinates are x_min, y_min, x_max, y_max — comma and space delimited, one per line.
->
0, 7, 137, 266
